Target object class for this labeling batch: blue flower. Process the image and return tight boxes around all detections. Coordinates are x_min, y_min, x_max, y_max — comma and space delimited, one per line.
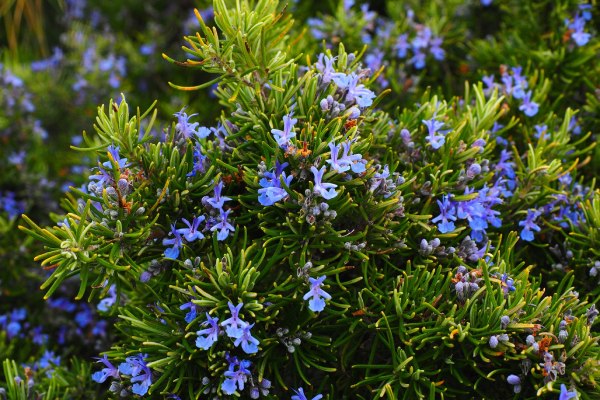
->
332, 73, 375, 108
291, 387, 323, 400
499, 273, 516, 295
163, 224, 184, 259
180, 301, 198, 324
534, 124, 550, 140
271, 113, 297, 149
89, 165, 113, 189
394, 34, 410, 58
430, 37, 445, 61
0, 191, 26, 219
258, 161, 293, 206
518, 209, 541, 241
39, 350, 60, 369
432, 195, 457, 233
327, 140, 365, 174
566, 7, 592, 47
174, 108, 202, 140
177, 215, 205, 242
559, 384, 577, 400
221, 359, 251, 395
315, 54, 336, 84
571, 29, 591, 46
326, 141, 350, 173
519, 91, 539, 117
206, 180, 232, 210
187, 143, 209, 177
303, 276, 332, 312
97, 284, 117, 312
196, 313, 220, 350
210, 208, 235, 241
118, 354, 152, 396
233, 323, 260, 354
511, 66, 528, 99
482, 75, 497, 96
91, 355, 119, 383
422, 118, 449, 150
221, 302, 246, 338
311, 166, 338, 200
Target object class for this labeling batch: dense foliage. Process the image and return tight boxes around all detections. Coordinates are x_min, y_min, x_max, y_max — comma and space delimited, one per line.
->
2, 0, 599, 398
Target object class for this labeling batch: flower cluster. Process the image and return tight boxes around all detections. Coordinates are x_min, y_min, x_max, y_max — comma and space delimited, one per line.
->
483, 66, 539, 117
195, 302, 260, 355
565, 4, 593, 47
258, 161, 293, 206
432, 183, 503, 242
92, 353, 153, 397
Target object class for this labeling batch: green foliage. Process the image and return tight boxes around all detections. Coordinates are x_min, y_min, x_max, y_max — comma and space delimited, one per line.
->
3, 0, 600, 398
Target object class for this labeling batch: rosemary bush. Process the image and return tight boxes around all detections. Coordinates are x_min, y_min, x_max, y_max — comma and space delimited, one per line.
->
2, 0, 600, 399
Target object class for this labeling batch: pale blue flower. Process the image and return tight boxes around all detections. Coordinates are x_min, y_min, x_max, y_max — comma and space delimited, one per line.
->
303, 276, 331, 312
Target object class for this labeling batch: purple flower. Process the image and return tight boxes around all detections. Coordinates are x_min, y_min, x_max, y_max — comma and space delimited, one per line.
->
511, 66, 528, 99
499, 273, 516, 295
332, 73, 376, 108
303, 276, 332, 312
422, 118, 449, 150
559, 384, 577, 400
180, 301, 198, 324
221, 359, 251, 395
258, 161, 293, 206
430, 37, 445, 61
534, 124, 550, 140
315, 54, 336, 84
130, 365, 153, 396
311, 166, 338, 200
221, 302, 246, 338
31, 326, 48, 345
572, 29, 591, 46
39, 350, 61, 369
163, 224, 184, 259
327, 140, 364, 174
412, 26, 432, 50
566, 9, 592, 47
233, 323, 260, 354
0, 192, 25, 219
177, 216, 205, 242
118, 354, 152, 396
482, 75, 496, 96
292, 387, 323, 400
97, 284, 117, 312
327, 141, 350, 173
91, 355, 119, 383
271, 113, 297, 149
210, 208, 235, 241
196, 313, 220, 350
432, 195, 456, 233
174, 108, 201, 140
307, 18, 326, 40
394, 34, 410, 58
410, 51, 426, 69
206, 181, 232, 210
519, 91, 539, 117
187, 143, 209, 177
518, 209, 541, 241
